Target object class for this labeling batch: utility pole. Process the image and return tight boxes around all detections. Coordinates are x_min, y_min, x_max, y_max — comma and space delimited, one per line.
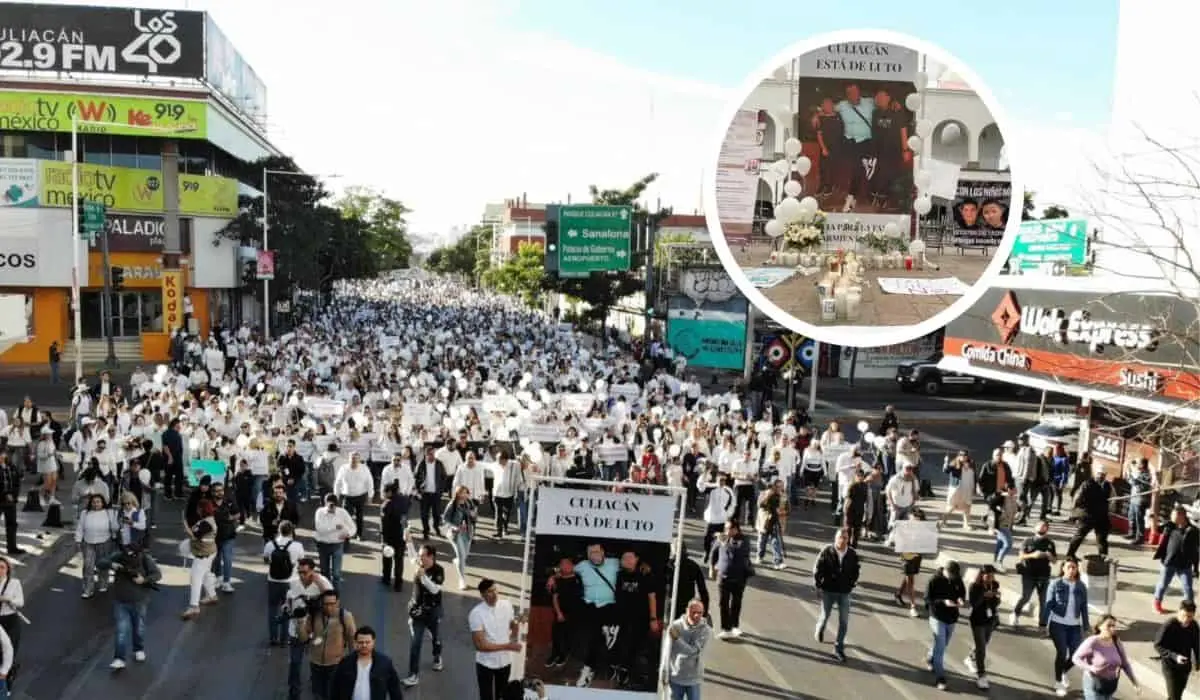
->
99, 213, 118, 367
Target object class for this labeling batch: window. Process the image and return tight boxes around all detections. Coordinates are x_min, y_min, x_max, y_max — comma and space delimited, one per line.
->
135, 137, 162, 171
178, 140, 211, 175
0, 131, 57, 160
109, 135, 139, 169
81, 134, 112, 166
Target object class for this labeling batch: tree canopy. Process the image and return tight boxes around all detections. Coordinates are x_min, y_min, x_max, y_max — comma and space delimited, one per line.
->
483, 242, 545, 306
425, 224, 491, 279
216, 156, 412, 298
1023, 191, 1072, 222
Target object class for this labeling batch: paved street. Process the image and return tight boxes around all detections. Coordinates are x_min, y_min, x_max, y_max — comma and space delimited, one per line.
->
9, 417, 1057, 700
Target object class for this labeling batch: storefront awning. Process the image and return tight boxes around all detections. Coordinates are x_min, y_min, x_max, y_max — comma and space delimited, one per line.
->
938, 355, 1200, 424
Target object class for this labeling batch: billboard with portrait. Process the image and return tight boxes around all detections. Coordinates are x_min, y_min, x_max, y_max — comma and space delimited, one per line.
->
795, 42, 919, 223
951, 179, 1012, 248
523, 486, 680, 699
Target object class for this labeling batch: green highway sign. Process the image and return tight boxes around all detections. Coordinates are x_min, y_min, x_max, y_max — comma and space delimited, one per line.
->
557, 204, 633, 277
82, 200, 106, 235
1011, 218, 1088, 271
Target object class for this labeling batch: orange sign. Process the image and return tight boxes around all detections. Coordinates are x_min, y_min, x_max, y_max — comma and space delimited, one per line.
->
162, 270, 184, 333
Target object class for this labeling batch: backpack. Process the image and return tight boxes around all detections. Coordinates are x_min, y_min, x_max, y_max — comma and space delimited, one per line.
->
268, 540, 294, 580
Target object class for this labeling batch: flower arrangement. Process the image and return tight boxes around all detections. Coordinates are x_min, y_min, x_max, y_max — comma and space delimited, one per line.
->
783, 211, 826, 251
861, 229, 908, 254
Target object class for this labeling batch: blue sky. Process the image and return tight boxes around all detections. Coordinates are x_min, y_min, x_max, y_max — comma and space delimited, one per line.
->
505, 0, 1119, 126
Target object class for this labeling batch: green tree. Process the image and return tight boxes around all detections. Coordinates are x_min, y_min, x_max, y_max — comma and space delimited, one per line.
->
426, 224, 492, 279
216, 155, 376, 298
335, 186, 414, 270
550, 174, 670, 329
1022, 190, 1037, 221
483, 242, 545, 307
1042, 204, 1071, 220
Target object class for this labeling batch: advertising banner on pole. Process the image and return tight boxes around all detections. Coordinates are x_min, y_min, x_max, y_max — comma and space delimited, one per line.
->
161, 269, 184, 333
0, 3, 205, 78
557, 205, 632, 277
0, 159, 40, 208
256, 250, 275, 280
666, 294, 747, 371
0, 90, 206, 139
524, 487, 679, 698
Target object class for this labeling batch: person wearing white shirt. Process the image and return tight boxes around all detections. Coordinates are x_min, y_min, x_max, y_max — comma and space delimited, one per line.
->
0, 555, 25, 669
452, 453, 488, 503
264, 521, 306, 645
334, 453, 375, 539
314, 494, 357, 586
730, 450, 758, 526
884, 464, 921, 545
490, 453, 523, 540
835, 449, 859, 501
702, 474, 736, 564
434, 443, 462, 479
379, 454, 415, 499
468, 578, 521, 700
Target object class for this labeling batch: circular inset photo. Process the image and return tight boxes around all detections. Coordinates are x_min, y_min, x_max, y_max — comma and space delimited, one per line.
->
704, 30, 1022, 347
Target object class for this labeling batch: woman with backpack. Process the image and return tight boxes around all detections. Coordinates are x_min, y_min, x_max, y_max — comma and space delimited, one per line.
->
181, 499, 219, 621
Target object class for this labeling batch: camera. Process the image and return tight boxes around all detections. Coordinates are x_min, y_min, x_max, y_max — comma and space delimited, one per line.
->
285, 594, 311, 620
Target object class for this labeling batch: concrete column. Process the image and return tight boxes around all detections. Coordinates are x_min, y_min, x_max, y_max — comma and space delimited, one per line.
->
161, 140, 182, 267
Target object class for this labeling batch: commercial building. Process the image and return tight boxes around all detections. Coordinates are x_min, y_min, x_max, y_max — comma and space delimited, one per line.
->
0, 3, 281, 367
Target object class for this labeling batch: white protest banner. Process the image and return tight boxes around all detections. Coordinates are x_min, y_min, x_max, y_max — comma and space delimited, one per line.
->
892, 520, 939, 555
379, 335, 400, 349
303, 397, 345, 418
877, 277, 971, 296
596, 444, 630, 464
403, 402, 434, 426
609, 383, 640, 402
534, 489, 676, 543
521, 423, 562, 443
581, 418, 606, 437
559, 393, 595, 415
823, 443, 853, 478
482, 394, 522, 414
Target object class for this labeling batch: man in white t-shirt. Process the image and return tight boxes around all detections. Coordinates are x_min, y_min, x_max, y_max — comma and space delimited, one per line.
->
468, 578, 522, 700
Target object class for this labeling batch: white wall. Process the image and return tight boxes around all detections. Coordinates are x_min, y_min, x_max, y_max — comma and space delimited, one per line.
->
0, 207, 89, 286
922, 88, 1003, 168
189, 217, 239, 288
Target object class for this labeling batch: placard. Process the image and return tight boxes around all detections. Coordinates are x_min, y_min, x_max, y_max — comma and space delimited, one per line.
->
596, 444, 630, 465
303, 397, 345, 418
892, 519, 939, 554
534, 488, 677, 543
188, 458, 227, 487
559, 393, 595, 415
609, 383, 641, 402
521, 423, 562, 443
403, 402, 433, 426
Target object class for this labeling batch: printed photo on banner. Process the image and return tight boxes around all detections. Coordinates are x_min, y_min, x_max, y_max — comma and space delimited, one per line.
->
795, 42, 919, 217
256, 250, 275, 280
524, 487, 679, 697
951, 180, 1012, 248
666, 294, 748, 372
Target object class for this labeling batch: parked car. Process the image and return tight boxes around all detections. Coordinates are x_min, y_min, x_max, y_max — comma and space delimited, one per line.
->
895, 352, 1033, 397
1021, 417, 1082, 458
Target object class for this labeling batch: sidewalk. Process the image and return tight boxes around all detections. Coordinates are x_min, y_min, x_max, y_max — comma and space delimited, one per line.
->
920, 490, 1192, 700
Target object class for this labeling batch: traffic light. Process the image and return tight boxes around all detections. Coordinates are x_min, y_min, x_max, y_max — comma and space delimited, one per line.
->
110, 266, 125, 290
543, 204, 560, 275
242, 259, 257, 287
76, 199, 86, 233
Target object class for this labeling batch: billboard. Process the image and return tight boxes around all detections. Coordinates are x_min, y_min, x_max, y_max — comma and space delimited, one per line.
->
37, 160, 238, 217
525, 486, 679, 698
0, 90, 206, 139
205, 15, 268, 123
667, 293, 748, 371
951, 179, 1012, 248
95, 213, 193, 254
795, 42, 918, 232
0, 4, 204, 78
0, 208, 90, 287
713, 109, 762, 243
1010, 218, 1089, 273
162, 269, 184, 333
0, 158, 40, 207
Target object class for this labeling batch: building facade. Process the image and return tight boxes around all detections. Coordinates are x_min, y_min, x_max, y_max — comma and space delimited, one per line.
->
0, 3, 281, 366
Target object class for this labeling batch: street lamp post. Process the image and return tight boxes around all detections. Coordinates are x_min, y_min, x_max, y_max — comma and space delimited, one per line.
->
260, 169, 339, 340
67, 117, 197, 384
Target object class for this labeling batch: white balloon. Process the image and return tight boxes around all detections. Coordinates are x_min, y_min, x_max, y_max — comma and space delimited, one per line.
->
863, 432, 876, 445
906, 135, 922, 152
783, 137, 802, 158
883, 221, 900, 237
794, 155, 812, 176
856, 420, 869, 433
775, 197, 803, 223
783, 179, 803, 198
916, 119, 934, 137
914, 195, 933, 216
909, 239, 927, 255
764, 219, 785, 238
904, 92, 923, 112
940, 122, 961, 145
914, 169, 932, 191
798, 196, 819, 215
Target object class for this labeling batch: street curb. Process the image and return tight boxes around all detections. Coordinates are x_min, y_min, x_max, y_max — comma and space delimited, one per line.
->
969, 569, 1200, 700
812, 410, 1042, 426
